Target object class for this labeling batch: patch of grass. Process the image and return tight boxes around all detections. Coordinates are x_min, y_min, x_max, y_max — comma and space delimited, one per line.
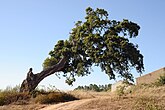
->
154, 74, 165, 86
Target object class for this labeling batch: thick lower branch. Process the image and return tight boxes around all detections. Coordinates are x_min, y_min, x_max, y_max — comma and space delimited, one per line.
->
20, 57, 67, 93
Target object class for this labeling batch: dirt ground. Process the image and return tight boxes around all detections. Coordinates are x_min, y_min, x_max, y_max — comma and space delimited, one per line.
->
41, 96, 135, 110
0, 96, 135, 110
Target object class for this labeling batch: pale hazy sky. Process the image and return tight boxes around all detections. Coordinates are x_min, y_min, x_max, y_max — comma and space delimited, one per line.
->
0, 0, 165, 90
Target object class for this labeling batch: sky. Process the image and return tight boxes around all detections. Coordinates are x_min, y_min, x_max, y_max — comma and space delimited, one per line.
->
0, 0, 165, 90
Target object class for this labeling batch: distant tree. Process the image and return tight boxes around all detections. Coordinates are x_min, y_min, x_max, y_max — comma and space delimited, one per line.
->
92, 84, 100, 92
89, 84, 99, 91
20, 7, 144, 93
75, 86, 84, 90
74, 83, 112, 92
84, 86, 90, 91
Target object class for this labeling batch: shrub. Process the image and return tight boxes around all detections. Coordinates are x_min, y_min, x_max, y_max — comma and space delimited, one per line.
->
154, 74, 165, 86
0, 90, 30, 106
0, 95, 6, 106
34, 92, 78, 104
0, 85, 78, 105
116, 85, 125, 96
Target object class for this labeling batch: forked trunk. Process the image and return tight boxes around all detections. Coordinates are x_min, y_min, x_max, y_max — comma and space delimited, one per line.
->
20, 57, 67, 93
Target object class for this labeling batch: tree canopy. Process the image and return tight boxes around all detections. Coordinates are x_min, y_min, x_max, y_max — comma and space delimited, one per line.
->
43, 7, 144, 85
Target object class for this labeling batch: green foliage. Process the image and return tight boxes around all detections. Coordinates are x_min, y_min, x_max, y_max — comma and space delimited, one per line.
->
74, 84, 111, 92
154, 74, 165, 86
116, 85, 125, 96
43, 7, 144, 85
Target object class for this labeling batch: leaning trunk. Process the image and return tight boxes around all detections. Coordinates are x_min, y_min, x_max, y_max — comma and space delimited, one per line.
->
20, 57, 67, 93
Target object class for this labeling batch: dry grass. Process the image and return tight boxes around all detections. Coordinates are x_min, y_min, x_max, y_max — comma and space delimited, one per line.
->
68, 90, 113, 99
42, 85, 165, 110
0, 86, 78, 110
1, 85, 165, 110
0, 91, 30, 106
130, 85, 165, 110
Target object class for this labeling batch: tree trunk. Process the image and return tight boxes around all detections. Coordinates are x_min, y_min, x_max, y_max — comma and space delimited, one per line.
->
20, 57, 67, 93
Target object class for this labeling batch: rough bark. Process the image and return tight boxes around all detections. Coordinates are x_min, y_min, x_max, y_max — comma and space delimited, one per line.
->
20, 57, 67, 93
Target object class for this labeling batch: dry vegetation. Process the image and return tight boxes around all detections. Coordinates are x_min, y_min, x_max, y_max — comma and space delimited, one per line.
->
42, 85, 165, 110
1, 81, 165, 110
0, 86, 77, 110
